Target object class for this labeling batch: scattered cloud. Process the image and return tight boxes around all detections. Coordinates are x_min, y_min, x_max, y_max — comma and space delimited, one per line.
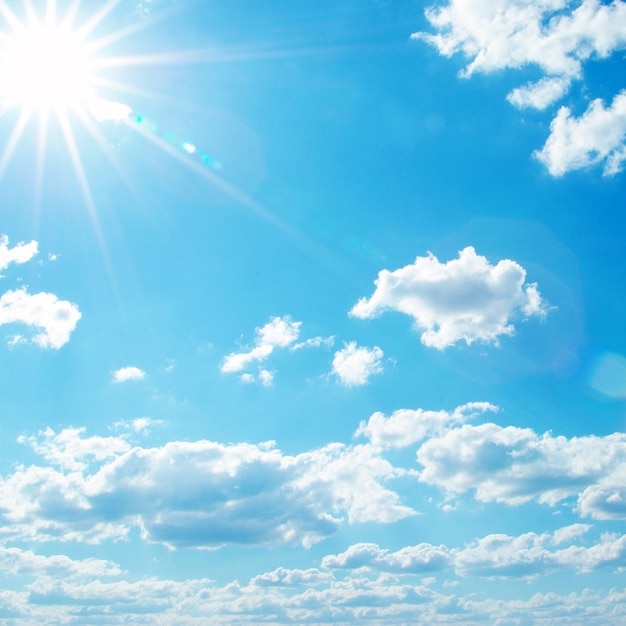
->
3, 427, 414, 548
535, 91, 626, 176
221, 315, 301, 373
355, 402, 498, 448
413, 0, 626, 110
111, 366, 146, 383
0, 235, 38, 271
0, 288, 81, 349
351, 247, 546, 349
331, 341, 384, 387
413, 1, 626, 176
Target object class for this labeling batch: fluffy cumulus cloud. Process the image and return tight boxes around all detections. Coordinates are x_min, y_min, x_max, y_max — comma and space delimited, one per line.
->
413, 1, 626, 175
413, 0, 626, 108
351, 247, 546, 349
0, 288, 81, 349
415, 420, 626, 519
356, 401, 498, 448
0, 427, 414, 548
111, 366, 146, 383
535, 91, 626, 176
331, 341, 384, 386
0, 235, 38, 271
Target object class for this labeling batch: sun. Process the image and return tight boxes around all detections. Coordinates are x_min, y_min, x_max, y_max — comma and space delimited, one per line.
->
0, 8, 96, 114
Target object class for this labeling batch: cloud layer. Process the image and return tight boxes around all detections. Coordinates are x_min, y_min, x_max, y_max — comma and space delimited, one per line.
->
350, 247, 546, 349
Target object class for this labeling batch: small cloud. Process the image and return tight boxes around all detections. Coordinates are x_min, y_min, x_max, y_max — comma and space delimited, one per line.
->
350, 247, 547, 349
112, 366, 146, 383
164, 358, 176, 373
535, 91, 626, 176
47, 253, 58, 262
0, 288, 81, 349
130, 417, 163, 433
332, 341, 383, 387
0, 235, 38, 271
221, 315, 301, 375
258, 369, 274, 387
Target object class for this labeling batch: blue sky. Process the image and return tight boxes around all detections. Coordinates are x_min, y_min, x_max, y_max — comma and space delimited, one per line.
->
1, 0, 626, 623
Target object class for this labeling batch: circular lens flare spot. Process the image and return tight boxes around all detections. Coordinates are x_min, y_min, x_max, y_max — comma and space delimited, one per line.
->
589, 352, 626, 399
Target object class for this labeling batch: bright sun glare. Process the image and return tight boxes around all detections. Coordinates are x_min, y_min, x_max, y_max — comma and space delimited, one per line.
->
0, 10, 95, 113
0, 22, 93, 111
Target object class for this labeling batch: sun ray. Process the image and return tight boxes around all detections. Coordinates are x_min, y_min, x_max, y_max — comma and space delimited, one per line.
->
33, 107, 49, 224
57, 108, 121, 300
0, 106, 33, 178
75, 0, 120, 41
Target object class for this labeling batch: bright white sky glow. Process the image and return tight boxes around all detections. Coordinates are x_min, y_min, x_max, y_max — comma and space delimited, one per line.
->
0, 20, 94, 111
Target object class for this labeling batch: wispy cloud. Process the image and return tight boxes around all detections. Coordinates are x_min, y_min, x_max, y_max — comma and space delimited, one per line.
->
221, 315, 301, 374
351, 247, 546, 349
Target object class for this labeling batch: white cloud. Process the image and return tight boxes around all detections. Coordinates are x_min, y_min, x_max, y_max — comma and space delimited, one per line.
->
0, 288, 81, 348
413, 0, 626, 108
258, 369, 274, 386
0, 545, 122, 579
87, 97, 132, 122
2, 428, 414, 548
0, 235, 38, 271
507, 76, 572, 110
291, 335, 335, 350
355, 402, 498, 448
331, 341, 384, 387
113, 417, 163, 434
416, 419, 626, 518
17, 427, 130, 471
322, 542, 451, 573
454, 525, 626, 577
111, 366, 146, 383
221, 315, 301, 373
535, 91, 626, 176
351, 247, 546, 349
